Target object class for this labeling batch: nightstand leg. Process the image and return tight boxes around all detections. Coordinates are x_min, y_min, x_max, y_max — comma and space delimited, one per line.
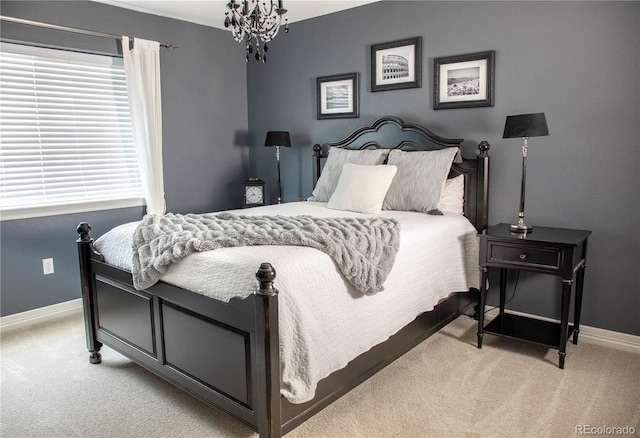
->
573, 263, 586, 345
477, 267, 487, 348
499, 268, 507, 330
558, 278, 573, 369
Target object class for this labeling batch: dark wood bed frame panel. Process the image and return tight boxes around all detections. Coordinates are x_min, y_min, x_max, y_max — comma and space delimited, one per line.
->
76, 116, 489, 438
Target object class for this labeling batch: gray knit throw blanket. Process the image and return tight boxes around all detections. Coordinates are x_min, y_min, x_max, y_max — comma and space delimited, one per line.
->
132, 212, 401, 295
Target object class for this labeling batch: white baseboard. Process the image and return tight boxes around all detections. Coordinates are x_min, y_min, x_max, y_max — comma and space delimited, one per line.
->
483, 307, 640, 354
0, 298, 83, 332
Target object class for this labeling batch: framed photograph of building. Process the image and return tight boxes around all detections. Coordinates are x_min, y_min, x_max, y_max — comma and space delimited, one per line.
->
433, 50, 495, 110
371, 37, 422, 92
317, 73, 359, 119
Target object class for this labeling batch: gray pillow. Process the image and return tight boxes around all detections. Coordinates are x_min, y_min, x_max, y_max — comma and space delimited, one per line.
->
382, 148, 459, 213
308, 148, 389, 202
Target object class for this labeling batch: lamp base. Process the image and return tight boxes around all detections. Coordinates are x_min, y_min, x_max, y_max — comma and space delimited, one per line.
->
510, 221, 533, 233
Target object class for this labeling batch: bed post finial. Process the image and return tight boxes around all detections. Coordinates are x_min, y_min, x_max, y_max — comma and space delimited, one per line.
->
478, 140, 490, 157
77, 222, 92, 242
256, 262, 278, 296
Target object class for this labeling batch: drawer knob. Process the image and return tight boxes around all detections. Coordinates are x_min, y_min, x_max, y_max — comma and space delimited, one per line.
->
519, 253, 527, 260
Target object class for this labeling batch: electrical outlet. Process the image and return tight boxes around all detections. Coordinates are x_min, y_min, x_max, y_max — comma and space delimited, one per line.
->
42, 258, 54, 275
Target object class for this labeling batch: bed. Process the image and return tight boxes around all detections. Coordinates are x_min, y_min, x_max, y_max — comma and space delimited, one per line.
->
76, 116, 490, 438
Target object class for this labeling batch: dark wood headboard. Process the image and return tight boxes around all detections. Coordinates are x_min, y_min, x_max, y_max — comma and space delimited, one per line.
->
312, 116, 490, 231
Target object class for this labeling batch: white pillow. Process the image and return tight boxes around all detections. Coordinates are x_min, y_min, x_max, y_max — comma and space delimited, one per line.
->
327, 164, 398, 214
438, 174, 464, 214
308, 148, 390, 202
382, 148, 459, 213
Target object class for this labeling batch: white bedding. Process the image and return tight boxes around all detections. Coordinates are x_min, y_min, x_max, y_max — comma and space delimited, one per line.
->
94, 201, 479, 404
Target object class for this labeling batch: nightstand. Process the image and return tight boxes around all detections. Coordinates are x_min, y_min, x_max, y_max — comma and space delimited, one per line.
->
476, 223, 591, 368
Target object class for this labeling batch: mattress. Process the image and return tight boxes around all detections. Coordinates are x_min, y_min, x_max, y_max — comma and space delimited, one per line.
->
94, 201, 479, 403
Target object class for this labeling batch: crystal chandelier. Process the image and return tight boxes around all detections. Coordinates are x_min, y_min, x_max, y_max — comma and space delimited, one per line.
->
224, 0, 289, 62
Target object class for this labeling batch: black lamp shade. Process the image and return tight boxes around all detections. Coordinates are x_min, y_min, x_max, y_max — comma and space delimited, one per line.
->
265, 131, 291, 147
503, 113, 549, 138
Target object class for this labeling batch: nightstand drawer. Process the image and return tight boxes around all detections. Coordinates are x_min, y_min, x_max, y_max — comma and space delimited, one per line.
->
488, 243, 560, 269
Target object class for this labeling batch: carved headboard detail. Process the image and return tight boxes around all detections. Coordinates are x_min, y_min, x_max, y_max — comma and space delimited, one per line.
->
312, 116, 490, 231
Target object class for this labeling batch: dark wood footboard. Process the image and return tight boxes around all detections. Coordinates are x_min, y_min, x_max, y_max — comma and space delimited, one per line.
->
77, 223, 281, 436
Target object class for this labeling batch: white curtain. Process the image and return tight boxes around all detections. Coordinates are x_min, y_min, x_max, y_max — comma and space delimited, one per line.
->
122, 36, 166, 215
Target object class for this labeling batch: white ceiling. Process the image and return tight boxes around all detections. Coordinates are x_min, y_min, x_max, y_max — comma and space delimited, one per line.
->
89, 1, 379, 30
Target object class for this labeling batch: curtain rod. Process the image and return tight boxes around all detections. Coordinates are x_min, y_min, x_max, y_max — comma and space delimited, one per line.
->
0, 15, 178, 49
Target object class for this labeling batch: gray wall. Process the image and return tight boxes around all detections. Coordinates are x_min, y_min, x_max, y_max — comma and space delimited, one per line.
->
0, 1, 249, 315
1, 1, 638, 337
247, 1, 640, 335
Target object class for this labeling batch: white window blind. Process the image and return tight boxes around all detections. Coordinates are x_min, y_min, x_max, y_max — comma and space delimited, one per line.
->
0, 43, 144, 220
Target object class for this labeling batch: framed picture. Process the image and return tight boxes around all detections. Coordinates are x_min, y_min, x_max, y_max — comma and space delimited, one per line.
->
433, 50, 495, 110
317, 73, 359, 119
371, 37, 422, 92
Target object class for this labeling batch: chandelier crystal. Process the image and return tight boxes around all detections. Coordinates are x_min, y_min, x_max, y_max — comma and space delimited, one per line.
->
224, 0, 289, 62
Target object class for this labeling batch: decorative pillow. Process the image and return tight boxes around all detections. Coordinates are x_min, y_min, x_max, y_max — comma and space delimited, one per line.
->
438, 174, 464, 215
308, 148, 390, 202
327, 164, 398, 214
382, 148, 459, 213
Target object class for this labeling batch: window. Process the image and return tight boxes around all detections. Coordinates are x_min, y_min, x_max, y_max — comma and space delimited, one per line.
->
0, 42, 145, 220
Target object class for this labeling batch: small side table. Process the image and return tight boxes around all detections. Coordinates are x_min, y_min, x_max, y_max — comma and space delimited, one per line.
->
477, 223, 591, 369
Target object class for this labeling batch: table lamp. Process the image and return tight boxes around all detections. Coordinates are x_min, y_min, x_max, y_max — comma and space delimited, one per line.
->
264, 131, 291, 204
503, 113, 549, 233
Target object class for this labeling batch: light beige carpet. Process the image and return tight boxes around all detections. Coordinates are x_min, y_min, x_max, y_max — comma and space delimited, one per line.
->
1, 312, 638, 438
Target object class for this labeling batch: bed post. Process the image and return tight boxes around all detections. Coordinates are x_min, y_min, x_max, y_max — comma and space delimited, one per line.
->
476, 141, 490, 232
76, 223, 103, 364
312, 143, 323, 184
254, 263, 282, 438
